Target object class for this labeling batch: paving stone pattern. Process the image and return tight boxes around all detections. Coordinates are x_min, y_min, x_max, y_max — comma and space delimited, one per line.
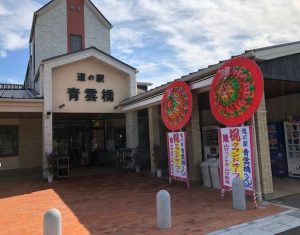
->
0, 172, 286, 235
208, 209, 300, 235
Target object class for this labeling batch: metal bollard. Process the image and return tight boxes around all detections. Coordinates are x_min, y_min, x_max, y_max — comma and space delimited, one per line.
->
44, 208, 62, 235
232, 178, 246, 210
156, 190, 171, 229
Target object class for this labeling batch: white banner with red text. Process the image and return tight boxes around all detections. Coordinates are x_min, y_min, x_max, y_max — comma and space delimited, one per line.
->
167, 132, 189, 183
219, 126, 255, 194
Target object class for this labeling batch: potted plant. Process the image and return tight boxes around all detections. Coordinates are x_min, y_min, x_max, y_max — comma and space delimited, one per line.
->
153, 144, 163, 177
45, 152, 55, 183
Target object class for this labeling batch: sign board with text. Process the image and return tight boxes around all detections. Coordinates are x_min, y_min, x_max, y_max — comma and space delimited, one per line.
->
219, 126, 255, 194
167, 132, 189, 184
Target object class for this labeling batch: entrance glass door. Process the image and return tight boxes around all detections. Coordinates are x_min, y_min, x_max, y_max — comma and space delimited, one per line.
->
53, 120, 105, 167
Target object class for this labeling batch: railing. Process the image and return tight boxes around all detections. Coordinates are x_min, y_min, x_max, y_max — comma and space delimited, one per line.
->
0, 83, 24, 90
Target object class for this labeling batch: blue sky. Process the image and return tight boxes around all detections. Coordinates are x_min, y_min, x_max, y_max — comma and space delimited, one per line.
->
1, 0, 300, 88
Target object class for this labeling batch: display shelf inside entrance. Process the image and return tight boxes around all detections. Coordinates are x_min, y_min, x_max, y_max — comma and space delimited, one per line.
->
209, 57, 263, 127
284, 121, 300, 178
57, 155, 69, 178
116, 148, 132, 169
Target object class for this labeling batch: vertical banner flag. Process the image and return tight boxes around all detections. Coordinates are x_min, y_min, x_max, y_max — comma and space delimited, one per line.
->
167, 132, 189, 182
219, 126, 255, 193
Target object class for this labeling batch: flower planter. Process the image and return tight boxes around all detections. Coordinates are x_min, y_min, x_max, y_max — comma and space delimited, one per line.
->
47, 174, 53, 183
156, 169, 163, 178
135, 165, 141, 173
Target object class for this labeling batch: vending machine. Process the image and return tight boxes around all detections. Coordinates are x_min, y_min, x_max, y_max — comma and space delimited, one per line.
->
284, 122, 300, 178
202, 126, 219, 160
268, 123, 288, 177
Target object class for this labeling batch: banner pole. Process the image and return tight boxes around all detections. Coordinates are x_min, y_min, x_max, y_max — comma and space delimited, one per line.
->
220, 189, 225, 200
253, 189, 258, 209
251, 115, 263, 202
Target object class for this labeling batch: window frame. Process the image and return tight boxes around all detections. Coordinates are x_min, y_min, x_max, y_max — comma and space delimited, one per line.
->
70, 34, 83, 53
0, 125, 18, 157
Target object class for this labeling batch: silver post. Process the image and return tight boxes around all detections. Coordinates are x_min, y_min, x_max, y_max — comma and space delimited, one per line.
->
44, 208, 62, 235
156, 190, 171, 229
232, 178, 247, 210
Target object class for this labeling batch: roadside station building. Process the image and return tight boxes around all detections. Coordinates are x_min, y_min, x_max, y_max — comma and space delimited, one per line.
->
1, 0, 300, 200
0, 0, 140, 175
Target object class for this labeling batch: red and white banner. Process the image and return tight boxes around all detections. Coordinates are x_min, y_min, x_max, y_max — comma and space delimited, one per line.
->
167, 132, 189, 182
219, 126, 255, 193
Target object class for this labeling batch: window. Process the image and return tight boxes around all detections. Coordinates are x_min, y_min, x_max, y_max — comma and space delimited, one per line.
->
70, 35, 82, 52
0, 126, 18, 157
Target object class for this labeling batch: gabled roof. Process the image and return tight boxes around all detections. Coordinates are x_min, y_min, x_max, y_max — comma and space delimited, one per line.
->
29, 0, 112, 42
42, 46, 137, 73
120, 40, 300, 109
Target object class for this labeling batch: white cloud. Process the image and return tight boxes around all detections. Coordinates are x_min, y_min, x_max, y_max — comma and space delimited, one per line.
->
0, 0, 42, 53
92, 0, 137, 23
98, 0, 300, 86
0, 4, 9, 16
0, 76, 23, 84
0, 50, 7, 58
1, 0, 300, 87
111, 28, 145, 54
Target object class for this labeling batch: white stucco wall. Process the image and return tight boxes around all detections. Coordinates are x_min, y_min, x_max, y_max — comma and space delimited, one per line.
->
52, 58, 130, 113
34, 0, 67, 75
84, 2, 111, 54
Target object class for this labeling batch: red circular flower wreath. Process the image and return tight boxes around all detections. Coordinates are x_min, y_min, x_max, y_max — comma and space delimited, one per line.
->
209, 57, 263, 126
161, 81, 193, 131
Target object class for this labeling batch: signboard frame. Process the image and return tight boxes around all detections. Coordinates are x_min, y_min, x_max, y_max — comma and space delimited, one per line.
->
166, 131, 190, 188
219, 126, 255, 195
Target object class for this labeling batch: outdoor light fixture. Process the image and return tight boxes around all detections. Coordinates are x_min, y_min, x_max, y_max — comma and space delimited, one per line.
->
59, 104, 65, 109
46, 111, 52, 119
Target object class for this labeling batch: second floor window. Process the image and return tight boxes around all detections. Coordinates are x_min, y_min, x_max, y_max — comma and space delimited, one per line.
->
70, 35, 82, 52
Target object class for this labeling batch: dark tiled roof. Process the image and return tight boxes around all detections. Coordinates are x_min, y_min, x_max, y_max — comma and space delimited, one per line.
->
0, 84, 41, 99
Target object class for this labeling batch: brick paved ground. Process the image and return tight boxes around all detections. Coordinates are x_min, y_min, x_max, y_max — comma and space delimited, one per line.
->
0, 171, 286, 235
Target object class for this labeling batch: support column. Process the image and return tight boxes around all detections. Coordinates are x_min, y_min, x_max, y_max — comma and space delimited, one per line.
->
186, 95, 203, 182
148, 105, 161, 174
43, 65, 53, 177
129, 73, 137, 97
254, 95, 273, 199
126, 111, 139, 149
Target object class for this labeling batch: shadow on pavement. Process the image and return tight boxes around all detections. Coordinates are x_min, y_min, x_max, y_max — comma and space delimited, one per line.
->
270, 193, 300, 209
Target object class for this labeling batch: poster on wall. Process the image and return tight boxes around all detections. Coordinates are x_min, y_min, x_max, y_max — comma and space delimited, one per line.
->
219, 126, 255, 194
167, 132, 189, 187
